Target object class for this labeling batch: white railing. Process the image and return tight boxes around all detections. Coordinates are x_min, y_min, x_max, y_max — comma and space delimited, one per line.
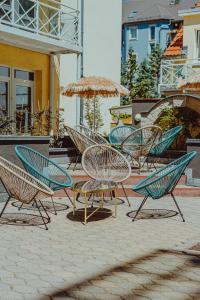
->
159, 59, 200, 91
0, 0, 80, 46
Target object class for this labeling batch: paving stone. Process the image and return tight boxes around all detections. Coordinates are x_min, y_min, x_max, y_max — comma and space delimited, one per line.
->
0, 196, 200, 300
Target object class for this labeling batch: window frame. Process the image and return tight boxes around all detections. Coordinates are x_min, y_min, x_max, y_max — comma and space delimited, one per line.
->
129, 26, 138, 41
149, 24, 156, 42
0, 65, 35, 131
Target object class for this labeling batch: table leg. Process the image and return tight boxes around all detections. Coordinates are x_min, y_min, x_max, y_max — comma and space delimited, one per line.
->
114, 189, 117, 218
73, 191, 76, 216
100, 192, 104, 209
84, 192, 87, 225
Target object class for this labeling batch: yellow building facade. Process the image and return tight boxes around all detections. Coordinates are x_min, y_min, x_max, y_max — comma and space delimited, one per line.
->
0, 0, 82, 135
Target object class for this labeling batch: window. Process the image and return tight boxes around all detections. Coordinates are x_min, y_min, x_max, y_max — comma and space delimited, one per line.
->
149, 25, 156, 41
129, 27, 138, 40
0, 66, 10, 78
0, 66, 34, 133
196, 30, 200, 59
14, 70, 34, 81
0, 82, 8, 115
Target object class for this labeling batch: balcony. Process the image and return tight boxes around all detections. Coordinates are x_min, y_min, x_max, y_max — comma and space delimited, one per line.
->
0, 0, 82, 53
159, 59, 200, 92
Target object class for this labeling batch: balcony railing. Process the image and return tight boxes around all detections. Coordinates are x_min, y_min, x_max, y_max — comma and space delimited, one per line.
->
159, 59, 200, 91
0, 0, 80, 46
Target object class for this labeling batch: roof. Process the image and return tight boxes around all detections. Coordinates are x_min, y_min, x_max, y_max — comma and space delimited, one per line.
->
122, 0, 197, 24
164, 27, 183, 57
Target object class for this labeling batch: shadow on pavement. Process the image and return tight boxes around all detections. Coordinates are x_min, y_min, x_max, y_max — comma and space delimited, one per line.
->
39, 249, 200, 300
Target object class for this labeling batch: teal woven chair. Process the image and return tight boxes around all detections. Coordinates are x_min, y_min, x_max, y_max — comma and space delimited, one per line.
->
15, 145, 73, 214
149, 125, 183, 170
131, 151, 197, 222
108, 125, 136, 147
150, 125, 183, 156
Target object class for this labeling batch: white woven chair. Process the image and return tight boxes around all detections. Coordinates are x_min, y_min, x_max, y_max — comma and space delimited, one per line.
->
75, 125, 108, 144
82, 144, 131, 206
0, 156, 54, 230
121, 125, 162, 173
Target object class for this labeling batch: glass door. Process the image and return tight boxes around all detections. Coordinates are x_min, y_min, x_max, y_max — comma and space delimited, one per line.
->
0, 81, 9, 117
14, 83, 33, 134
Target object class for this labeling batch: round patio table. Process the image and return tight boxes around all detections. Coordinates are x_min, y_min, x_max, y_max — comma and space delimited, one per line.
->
72, 180, 117, 224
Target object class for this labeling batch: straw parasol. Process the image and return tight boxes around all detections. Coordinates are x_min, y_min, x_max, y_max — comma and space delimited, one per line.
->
61, 76, 129, 130
178, 73, 200, 90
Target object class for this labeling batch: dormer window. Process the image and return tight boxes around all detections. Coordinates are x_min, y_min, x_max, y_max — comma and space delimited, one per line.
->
128, 11, 138, 19
170, 0, 179, 5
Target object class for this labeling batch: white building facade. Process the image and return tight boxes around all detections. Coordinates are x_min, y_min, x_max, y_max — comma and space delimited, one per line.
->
60, 0, 122, 134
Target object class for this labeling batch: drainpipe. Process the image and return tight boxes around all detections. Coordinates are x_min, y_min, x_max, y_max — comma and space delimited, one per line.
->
77, 0, 84, 125
50, 53, 55, 135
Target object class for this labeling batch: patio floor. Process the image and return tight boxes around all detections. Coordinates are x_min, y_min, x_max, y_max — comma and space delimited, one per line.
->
0, 193, 200, 300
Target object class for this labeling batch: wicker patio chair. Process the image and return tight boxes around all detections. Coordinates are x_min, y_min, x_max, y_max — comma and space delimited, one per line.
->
15, 145, 73, 214
0, 156, 53, 230
121, 125, 163, 172
108, 125, 136, 147
75, 125, 108, 144
149, 125, 183, 169
82, 144, 131, 206
131, 151, 197, 222
64, 124, 98, 170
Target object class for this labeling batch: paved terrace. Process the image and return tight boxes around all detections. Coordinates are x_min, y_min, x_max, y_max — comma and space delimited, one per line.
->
0, 162, 200, 300
0, 187, 200, 300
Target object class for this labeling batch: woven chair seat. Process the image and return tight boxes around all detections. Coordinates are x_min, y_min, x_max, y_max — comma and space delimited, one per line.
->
132, 151, 197, 199
150, 125, 183, 156
108, 125, 136, 145
75, 125, 108, 144
0, 156, 53, 204
15, 146, 72, 191
82, 144, 131, 183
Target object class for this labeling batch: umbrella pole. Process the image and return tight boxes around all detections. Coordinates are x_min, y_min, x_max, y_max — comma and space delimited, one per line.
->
93, 97, 96, 132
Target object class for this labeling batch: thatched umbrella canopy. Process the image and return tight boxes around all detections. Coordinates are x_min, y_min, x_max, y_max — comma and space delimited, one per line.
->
178, 73, 200, 90
61, 76, 129, 131
61, 76, 129, 98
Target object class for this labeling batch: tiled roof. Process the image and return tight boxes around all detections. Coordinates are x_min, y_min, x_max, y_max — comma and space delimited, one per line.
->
122, 0, 197, 24
164, 28, 183, 57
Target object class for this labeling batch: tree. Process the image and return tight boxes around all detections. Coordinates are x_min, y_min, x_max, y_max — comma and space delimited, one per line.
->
121, 49, 137, 105
149, 44, 163, 96
84, 97, 103, 132
133, 59, 152, 98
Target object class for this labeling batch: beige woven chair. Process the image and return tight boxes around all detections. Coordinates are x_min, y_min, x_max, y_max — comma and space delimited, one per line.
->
65, 124, 99, 171
82, 144, 131, 206
75, 125, 108, 144
0, 156, 54, 230
121, 125, 162, 173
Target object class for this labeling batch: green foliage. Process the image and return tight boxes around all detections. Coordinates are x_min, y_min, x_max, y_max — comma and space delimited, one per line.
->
121, 49, 137, 105
155, 107, 180, 131
133, 59, 153, 98
84, 97, 103, 132
149, 44, 163, 96
121, 45, 163, 101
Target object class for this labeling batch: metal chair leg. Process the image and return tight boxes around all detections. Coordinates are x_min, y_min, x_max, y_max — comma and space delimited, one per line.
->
0, 195, 11, 217
64, 188, 73, 205
171, 192, 185, 222
121, 182, 131, 207
34, 200, 49, 230
18, 201, 24, 211
38, 200, 51, 221
50, 196, 57, 215
73, 155, 80, 171
132, 196, 148, 222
